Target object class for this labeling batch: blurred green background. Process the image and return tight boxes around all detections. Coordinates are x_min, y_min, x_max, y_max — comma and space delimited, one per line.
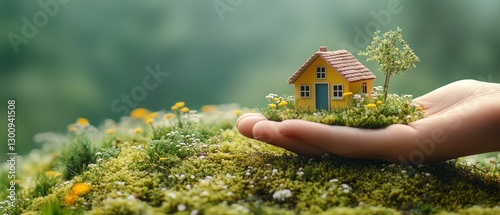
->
1, 0, 499, 156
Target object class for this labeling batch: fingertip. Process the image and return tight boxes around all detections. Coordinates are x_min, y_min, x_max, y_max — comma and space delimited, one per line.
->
236, 114, 267, 139
236, 113, 263, 127
252, 120, 279, 142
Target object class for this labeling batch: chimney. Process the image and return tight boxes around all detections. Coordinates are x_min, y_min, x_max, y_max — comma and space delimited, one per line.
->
319, 46, 328, 52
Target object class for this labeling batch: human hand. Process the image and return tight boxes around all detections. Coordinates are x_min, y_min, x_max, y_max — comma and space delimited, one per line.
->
236, 80, 500, 165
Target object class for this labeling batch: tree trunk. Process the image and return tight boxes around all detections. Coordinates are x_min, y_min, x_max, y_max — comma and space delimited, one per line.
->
383, 72, 391, 100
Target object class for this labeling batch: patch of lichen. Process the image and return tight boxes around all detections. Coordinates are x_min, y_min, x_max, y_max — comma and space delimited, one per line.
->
1, 106, 500, 215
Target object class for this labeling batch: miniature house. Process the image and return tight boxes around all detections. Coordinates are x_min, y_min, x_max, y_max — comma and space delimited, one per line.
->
288, 46, 376, 110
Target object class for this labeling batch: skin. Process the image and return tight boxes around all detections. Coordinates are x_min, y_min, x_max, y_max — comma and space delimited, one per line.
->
236, 80, 500, 165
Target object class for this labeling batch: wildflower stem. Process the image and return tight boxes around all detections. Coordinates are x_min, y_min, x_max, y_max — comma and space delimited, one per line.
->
176, 111, 183, 128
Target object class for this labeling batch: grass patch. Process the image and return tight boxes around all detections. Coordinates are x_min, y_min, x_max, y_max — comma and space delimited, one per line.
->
59, 137, 96, 180
261, 88, 424, 128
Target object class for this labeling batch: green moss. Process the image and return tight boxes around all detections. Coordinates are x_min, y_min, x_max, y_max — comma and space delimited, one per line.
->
2, 105, 499, 215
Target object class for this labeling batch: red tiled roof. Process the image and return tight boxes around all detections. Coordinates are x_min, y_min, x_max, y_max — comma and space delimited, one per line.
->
288, 49, 376, 84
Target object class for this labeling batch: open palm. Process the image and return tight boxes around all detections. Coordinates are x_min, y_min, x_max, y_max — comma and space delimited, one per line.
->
237, 80, 500, 165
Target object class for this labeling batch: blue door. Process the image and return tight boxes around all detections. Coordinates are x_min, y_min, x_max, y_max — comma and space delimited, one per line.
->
315, 84, 329, 110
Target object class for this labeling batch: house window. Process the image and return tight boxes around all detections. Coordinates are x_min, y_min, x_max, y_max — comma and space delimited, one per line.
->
300, 85, 310, 98
332, 84, 343, 99
362, 82, 368, 94
316, 67, 326, 79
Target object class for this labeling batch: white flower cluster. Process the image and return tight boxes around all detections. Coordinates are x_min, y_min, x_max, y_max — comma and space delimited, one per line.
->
265, 93, 279, 100
272, 189, 292, 201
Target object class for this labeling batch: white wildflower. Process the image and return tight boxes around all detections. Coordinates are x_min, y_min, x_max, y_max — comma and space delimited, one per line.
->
178, 204, 186, 211
272, 169, 278, 175
329, 178, 339, 183
265, 93, 278, 100
272, 189, 292, 201
232, 204, 249, 213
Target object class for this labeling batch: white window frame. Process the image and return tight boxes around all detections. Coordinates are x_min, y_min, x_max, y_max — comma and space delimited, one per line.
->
300, 85, 310, 98
361, 82, 368, 94
316, 66, 326, 79
332, 84, 343, 100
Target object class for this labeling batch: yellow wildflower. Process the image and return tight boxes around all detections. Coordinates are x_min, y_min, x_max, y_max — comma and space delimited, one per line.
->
180, 107, 190, 113
273, 97, 280, 102
130, 108, 149, 119
146, 118, 154, 124
174, 102, 185, 108
44, 171, 56, 177
366, 103, 376, 109
77, 118, 89, 127
159, 157, 168, 161
164, 113, 176, 119
376, 100, 383, 105
64, 194, 78, 205
269, 104, 276, 109
234, 109, 243, 116
171, 105, 179, 111
148, 112, 158, 119
105, 128, 116, 134
71, 183, 92, 196
201, 105, 217, 113
343, 92, 353, 97
67, 124, 76, 132
54, 172, 62, 177
133, 127, 143, 134
416, 106, 423, 111
278, 100, 288, 107
65, 183, 92, 205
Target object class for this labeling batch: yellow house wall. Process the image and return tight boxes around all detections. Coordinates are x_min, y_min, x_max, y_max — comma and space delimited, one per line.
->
293, 56, 351, 111
348, 80, 374, 98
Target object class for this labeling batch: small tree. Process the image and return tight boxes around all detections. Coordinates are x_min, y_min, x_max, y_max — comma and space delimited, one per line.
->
359, 27, 419, 100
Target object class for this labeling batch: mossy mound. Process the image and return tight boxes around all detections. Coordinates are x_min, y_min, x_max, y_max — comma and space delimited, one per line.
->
261, 89, 424, 128
1, 104, 499, 215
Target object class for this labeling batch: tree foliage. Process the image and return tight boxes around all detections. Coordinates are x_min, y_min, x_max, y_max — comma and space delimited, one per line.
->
359, 27, 419, 100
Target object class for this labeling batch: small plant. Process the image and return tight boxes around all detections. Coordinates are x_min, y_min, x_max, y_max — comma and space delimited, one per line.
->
260, 94, 296, 122
171, 101, 191, 128
59, 137, 96, 180
359, 27, 419, 100
30, 173, 59, 198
